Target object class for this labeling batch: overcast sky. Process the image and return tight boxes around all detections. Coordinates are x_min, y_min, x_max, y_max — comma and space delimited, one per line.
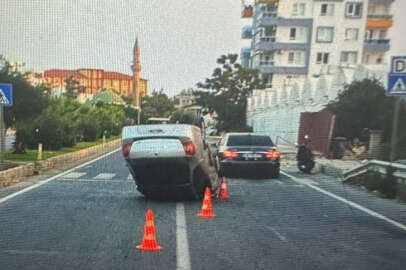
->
1, 0, 405, 96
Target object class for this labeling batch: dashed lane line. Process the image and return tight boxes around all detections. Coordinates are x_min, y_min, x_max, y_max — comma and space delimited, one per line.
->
266, 226, 288, 242
0, 148, 121, 205
62, 172, 87, 179
281, 171, 406, 231
176, 202, 191, 270
93, 173, 116, 180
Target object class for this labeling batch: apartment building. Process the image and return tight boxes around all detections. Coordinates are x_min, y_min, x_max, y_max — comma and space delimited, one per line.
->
241, 0, 393, 89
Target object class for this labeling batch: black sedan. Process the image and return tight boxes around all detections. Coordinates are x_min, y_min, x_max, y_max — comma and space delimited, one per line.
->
217, 133, 280, 178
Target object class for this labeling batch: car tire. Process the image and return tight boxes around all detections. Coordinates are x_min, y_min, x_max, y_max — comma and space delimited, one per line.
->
191, 168, 209, 200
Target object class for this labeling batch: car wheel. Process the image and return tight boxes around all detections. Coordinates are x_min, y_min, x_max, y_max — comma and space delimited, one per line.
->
191, 168, 209, 200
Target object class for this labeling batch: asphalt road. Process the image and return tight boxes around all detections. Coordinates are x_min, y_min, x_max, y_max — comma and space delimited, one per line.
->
0, 150, 405, 270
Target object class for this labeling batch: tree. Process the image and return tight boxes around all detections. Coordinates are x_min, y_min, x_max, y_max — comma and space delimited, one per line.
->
0, 56, 48, 153
327, 78, 406, 160
195, 54, 264, 132
140, 89, 176, 123
64, 76, 84, 99
169, 109, 195, 124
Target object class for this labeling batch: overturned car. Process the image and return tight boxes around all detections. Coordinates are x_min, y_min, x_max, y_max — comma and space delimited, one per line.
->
122, 124, 220, 200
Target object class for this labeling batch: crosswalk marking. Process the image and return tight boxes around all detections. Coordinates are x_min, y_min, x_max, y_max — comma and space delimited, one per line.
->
93, 173, 116, 180
63, 172, 87, 179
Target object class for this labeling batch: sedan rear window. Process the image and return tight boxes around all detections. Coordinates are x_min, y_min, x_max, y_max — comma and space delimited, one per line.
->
226, 135, 274, 146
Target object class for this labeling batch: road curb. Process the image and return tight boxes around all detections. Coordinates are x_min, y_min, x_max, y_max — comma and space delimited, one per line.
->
0, 139, 121, 188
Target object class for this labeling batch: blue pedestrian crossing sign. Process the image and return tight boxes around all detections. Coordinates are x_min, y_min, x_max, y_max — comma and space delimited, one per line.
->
0, 83, 13, 106
387, 56, 406, 96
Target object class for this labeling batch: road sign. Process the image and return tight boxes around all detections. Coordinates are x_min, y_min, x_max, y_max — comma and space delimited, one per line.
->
0, 83, 13, 106
387, 74, 406, 96
391, 56, 406, 74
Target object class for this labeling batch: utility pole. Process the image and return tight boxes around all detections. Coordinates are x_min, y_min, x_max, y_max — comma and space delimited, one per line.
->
390, 97, 402, 161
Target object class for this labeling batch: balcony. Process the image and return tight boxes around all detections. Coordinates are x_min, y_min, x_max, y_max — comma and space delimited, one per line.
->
255, 40, 307, 51
368, 14, 393, 20
364, 39, 390, 52
366, 18, 393, 28
241, 5, 253, 18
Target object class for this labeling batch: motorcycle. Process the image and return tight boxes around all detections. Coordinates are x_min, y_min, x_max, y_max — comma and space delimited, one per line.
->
296, 135, 315, 174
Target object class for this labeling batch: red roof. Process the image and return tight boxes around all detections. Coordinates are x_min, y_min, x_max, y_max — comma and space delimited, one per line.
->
44, 69, 132, 81
44, 69, 87, 79
103, 71, 132, 80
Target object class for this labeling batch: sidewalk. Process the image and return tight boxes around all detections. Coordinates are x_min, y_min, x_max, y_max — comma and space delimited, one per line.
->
278, 143, 362, 178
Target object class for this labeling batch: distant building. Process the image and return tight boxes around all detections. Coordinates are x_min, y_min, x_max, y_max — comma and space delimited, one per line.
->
41, 39, 147, 106
175, 89, 197, 108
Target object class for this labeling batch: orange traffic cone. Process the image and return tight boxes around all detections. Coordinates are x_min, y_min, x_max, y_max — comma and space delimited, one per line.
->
197, 187, 215, 218
219, 177, 229, 199
136, 209, 162, 251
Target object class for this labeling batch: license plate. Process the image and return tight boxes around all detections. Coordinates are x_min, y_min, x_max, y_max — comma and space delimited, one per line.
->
245, 153, 262, 159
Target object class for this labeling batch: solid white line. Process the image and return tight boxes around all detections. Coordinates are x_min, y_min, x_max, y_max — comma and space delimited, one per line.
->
0, 148, 121, 205
281, 171, 406, 231
176, 202, 191, 270
266, 226, 287, 242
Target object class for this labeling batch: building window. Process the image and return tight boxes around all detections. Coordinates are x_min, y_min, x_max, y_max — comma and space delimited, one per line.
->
260, 51, 274, 66
316, 53, 329, 64
262, 74, 273, 88
379, 29, 387, 39
341, 51, 358, 64
288, 51, 304, 65
320, 3, 334, 16
292, 3, 306, 16
345, 28, 359, 40
346, 2, 363, 18
290, 28, 297, 40
364, 54, 370, 64
317, 27, 334, 43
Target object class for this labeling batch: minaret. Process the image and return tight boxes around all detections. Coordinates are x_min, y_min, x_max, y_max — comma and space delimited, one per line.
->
132, 38, 141, 107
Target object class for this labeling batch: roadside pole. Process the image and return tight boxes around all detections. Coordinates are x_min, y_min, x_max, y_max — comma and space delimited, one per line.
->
387, 56, 406, 162
0, 106, 4, 163
0, 83, 13, 164
390, 97, 401, 161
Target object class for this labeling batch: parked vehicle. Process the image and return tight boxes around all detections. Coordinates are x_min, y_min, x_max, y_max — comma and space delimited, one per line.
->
121, 124, 220, 200
217, 133, 280, 178
296, 137, 315, 174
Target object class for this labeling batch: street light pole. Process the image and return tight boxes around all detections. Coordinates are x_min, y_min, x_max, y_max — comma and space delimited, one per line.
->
390, 97, 401, 162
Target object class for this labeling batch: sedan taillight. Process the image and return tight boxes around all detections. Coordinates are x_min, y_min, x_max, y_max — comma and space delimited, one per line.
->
122, 142, 132, 159
182, 141, 196, 156
223, 149, 239, 159
266, 149, 280, 160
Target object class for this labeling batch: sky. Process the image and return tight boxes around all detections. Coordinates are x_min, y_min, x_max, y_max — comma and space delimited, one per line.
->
0, 0, 405, 97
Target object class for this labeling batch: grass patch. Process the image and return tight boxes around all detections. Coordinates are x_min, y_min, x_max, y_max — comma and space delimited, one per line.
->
5, 135, 120, 163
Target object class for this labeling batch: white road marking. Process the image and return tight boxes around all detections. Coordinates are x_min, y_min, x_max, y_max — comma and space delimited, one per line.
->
281, 171, 406, 231
60, 179, 130, 183
295, 178, 319, 186
266, 226, 287, 242
62, 172, 86, 179
93, 173, 115, 180
127, 173, 133, 180
0, 148, 121, 205
176, 202, 191, 270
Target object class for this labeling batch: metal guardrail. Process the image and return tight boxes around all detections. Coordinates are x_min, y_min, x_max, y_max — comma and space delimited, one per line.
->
343, 160, 406, 181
